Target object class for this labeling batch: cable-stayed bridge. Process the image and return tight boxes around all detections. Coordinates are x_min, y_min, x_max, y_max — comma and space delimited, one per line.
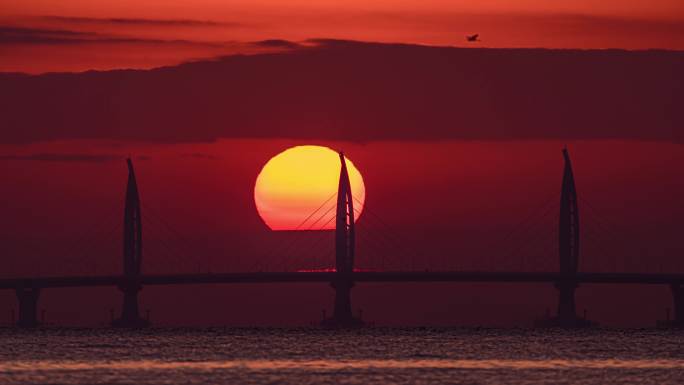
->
2, 151, 683, 328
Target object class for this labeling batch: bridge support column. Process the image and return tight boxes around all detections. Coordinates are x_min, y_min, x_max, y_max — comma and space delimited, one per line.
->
659, 284, 684, 328
555, 281, 578, 326
15, 288, 40, 328
673, 284, 684, 326
322, 278, 363, 328
535, 280, 594, 328
113, 282, 149, 328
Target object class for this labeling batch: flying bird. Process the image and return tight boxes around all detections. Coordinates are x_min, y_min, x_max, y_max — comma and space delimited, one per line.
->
466, 34, 480, 42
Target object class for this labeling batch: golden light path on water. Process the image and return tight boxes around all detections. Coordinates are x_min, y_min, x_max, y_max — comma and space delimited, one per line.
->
3, 359, 684, 371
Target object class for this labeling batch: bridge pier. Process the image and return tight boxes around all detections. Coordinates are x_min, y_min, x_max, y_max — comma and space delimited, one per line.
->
554, 280, 595, 327
322, 278, 363, 328
556, 281, 577, 325
15, 287, 40, 328
658, 284, 684, 328
673, 284, 684, 326
112, 282, 149, 328
535, 280, 594, 328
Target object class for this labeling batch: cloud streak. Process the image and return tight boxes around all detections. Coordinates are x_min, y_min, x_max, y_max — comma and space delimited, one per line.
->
41, 15, 241, 28
0, 25, 228, 47
0, 26, 94, 44
0, 153, 123, 163
0, 153, 153, 162
253, 39, 302, 49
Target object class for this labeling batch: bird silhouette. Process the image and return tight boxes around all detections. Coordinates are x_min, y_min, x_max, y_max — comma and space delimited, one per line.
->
466, 34, 480, 42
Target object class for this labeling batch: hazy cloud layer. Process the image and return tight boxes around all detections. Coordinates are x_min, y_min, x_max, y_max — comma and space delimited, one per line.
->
0, 26, 94, 44
0, 40, 681, 144
0, 25, 227, 46
0, 153, 154, 162
0, 153, 123, 162
41, 15, 240, 27
353, 11, 684, 36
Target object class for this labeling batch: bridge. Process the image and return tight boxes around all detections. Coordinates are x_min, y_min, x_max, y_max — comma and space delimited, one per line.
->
2, 151, 683, 328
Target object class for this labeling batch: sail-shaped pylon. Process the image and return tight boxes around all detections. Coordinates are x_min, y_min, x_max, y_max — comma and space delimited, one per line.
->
114, 158, 148, 328
536, 148, 594, 328
335, 152, 355, 274
323, 151, 363, 328
123, 158, 143, 277
559, 148, 579, 275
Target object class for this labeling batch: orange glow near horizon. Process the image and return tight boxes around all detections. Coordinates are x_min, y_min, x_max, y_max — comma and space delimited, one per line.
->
254, 145, 365, 231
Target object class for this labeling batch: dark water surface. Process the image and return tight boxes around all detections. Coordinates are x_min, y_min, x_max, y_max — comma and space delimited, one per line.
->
1, 327, 683, 384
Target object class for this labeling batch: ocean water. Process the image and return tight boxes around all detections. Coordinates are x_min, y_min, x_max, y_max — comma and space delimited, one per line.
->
0, 327, 683, 385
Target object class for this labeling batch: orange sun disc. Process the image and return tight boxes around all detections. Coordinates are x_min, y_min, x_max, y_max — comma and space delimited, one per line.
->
254, 145, 366, 230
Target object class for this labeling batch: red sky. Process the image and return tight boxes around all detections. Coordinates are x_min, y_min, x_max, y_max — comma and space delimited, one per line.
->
1, 0, 683, 73
0, 1, 683, 327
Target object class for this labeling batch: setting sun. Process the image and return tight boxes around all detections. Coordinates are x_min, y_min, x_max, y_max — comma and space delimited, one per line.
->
254, 145, 365, 230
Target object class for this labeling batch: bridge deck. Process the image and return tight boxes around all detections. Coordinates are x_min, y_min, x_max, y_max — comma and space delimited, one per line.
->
1, 271, 683, 289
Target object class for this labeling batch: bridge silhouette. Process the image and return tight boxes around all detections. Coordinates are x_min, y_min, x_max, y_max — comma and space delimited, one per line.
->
3, 151, 683, 328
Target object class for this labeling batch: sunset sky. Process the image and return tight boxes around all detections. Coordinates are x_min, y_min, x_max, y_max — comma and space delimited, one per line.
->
0, 1, 682, 327
1, 0, 683, 72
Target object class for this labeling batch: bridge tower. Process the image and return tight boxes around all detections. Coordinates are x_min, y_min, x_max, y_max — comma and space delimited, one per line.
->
537, 148, 593, 327
322, 152, 363, 328
556, 147, 580, 325
112, 159, 149, 328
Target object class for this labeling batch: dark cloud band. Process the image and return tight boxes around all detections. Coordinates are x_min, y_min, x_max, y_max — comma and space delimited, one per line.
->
0, 40, 681, 144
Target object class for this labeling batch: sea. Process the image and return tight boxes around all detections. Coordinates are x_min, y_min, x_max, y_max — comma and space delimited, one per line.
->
0, 327, 683, 385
